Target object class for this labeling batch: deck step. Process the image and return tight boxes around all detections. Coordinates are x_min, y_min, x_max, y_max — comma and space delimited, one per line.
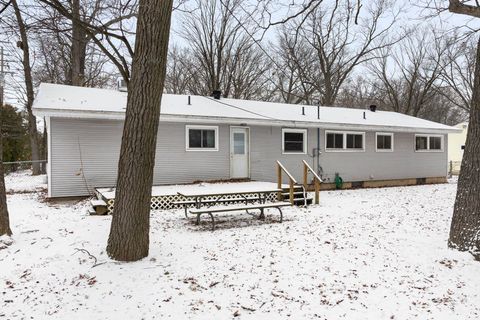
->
91, 199, 107, 207
90, 199, 108, 215
292, 197, 313, 206
281, 191, 306, 197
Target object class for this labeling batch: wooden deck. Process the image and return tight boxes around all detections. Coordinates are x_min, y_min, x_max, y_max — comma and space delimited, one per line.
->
95, 181, 285, 214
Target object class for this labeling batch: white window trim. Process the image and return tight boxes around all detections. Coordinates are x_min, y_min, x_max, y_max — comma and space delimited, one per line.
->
282, 128, 307, 154
185, 125, 219, 151
375, 132, 394, 152
414, 134, 444, 152
325, 130, 366, 152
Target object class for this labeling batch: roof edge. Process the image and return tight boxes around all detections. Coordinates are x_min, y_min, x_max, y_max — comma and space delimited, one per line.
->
33, 108, 461, 134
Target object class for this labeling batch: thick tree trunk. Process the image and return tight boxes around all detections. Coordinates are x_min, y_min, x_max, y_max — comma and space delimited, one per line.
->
70, 0, 87, 86
448, 37, 480, 259
0, 107, 12, 237
12, 0, 41, 176
106, 0, 173, 262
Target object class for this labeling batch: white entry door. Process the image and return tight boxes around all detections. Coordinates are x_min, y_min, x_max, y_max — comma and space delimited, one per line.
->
230, 127, 250, 178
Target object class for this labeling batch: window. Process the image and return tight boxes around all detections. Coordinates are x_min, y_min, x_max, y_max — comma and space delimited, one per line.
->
326, 133, 343, 149
415, 134, 443, 152
186, 125, 218, 151
346, 133, 363, 149
233, 132, 245, 154
282, 128, 307, 154
429, 136, 442, 150
376, 133, 394, 152
325, 131, 365, 151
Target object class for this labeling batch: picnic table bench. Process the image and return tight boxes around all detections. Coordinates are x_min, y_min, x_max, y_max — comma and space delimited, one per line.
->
174, 188, 282, 218
189, 202, 291, 230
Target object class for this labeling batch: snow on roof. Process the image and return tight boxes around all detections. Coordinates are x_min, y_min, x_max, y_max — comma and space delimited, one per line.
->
32, 83, 459, 133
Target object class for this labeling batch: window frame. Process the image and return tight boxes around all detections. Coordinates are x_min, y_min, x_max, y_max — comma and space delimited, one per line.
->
282, 128, 308, 155
185, 125, 219, 152
375, 132, 394, 152
325, 130, 366, 152
414, 134, 444, 152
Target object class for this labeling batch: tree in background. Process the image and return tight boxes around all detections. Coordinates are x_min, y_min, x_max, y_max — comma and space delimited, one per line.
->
2, 0, 43, 175
277, 0, 399, 106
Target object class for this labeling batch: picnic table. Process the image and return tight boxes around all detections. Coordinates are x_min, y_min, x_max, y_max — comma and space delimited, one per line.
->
175, 187, 287, 230
176, 188, 282, 213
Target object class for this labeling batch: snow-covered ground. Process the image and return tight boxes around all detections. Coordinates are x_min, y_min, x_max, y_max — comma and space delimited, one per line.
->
4, 170, 47, 193
1, 180, 479, 319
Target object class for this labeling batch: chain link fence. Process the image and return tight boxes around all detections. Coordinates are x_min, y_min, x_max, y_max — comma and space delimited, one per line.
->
3, 160, 48, 194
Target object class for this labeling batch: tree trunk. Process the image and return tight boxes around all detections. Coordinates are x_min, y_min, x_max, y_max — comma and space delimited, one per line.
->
12, 0, 41, 176
448, 36, 480, 259
70, 0, 87, 86
0, 105, 12, 237
106, 0, 174, 262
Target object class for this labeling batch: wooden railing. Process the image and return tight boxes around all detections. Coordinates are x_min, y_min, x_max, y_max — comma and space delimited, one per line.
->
302, 160, 322, 204
277, 161, 297, 205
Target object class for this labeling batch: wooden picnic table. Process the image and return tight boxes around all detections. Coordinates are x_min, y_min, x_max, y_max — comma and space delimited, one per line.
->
176, 188, 287, 229
176, 188, 283, 216
178, 188, 281, 205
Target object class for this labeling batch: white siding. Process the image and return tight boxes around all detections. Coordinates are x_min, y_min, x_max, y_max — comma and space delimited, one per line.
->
49, 118, 448, 197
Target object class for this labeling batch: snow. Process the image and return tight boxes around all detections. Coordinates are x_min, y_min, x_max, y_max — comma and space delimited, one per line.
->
33, 83, 459, 133
2, 180, 480, 319
4, 170, 47, 193
97, 181, 284, 199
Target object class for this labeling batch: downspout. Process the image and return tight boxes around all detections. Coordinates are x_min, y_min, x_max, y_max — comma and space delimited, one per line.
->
317, 128, 321, 175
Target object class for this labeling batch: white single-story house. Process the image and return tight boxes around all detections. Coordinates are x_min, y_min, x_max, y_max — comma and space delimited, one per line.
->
32, 83, 460, 198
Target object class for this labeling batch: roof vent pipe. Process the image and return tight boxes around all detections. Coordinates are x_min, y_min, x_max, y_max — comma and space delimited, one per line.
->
369, 105, 377, 112
188, 95, 191, 105
212, 90, 222, 100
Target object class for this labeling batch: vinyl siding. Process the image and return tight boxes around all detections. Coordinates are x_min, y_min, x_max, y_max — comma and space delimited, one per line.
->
318, 130, 448, 183
50, 118, 229, 197
49, 118, 448, 197
250, 126, 316, 184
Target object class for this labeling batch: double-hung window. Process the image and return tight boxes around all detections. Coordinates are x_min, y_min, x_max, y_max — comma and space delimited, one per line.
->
282, 128, 307, 154
415, 134, 443, 152
376, 133, 394, 152
326, 131, 365, 151
186, 125, 218, 151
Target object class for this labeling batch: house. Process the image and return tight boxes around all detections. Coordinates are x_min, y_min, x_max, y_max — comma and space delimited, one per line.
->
32, 83, 460, 198
448, 122, 468, 174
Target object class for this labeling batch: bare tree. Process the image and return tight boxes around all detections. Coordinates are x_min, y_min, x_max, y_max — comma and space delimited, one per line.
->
164, 46, 193, 94
368, 31, 446, 117
106, 0, 173, 261
10, 0, 42, 175
179, 0, 251, 97
443, 0, 480, 259
32, 1, 117, 87
279, 0, 400, 106
38, 0, 137, 84
273, 31, 317, 104
438, 34, 475, 113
